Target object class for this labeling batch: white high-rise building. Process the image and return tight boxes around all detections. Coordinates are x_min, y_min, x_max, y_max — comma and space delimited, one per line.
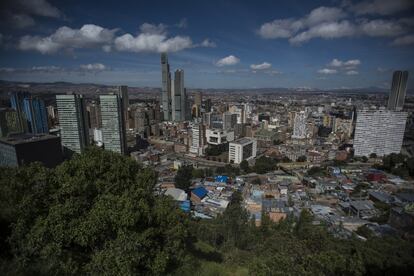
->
354, 109, 407, 157
56, 94, 89, 155
100, 95, 127, 155
228, 138, 257, 164
190, 123, 205, 156
292, 111, 307, 139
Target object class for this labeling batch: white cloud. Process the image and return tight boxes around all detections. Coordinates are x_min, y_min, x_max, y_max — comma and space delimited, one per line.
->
306, 7, 346, 26
392, 34, 414, 46
258, 19, 303, 39
18, 24, 118, 54
289, 20, 356, 44
258, 4, 412, 44
360, 19, 405, 37
114, 33, 193, 53
346, 70, 359, 75
318, 68, 338, 74
200, 39, 216, 48
80, 63, 107, 71
16, 0, 62, 18
348, 0, 414, 16
216, 55, 240, 67
139, 23, 167, 34
250, 62, 272, 70
258, 6, 346, 39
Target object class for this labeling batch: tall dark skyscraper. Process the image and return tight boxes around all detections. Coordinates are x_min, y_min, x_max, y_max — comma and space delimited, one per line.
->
388, 71, 409, 111
10, 92, 48, 134
161, 53, 172, 121
173, 69, 187, 122
118, 85, 129, 128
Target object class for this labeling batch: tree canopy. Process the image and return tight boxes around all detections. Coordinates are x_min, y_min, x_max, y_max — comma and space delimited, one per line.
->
0, 147, 190, 275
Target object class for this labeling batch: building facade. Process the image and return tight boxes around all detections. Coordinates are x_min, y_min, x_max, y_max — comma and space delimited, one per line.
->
292, 111, 307, 139
56, 94, 89, 155
100, 94, 127, 154
354, 109, 407, 156
388, 71, 408, 111
161, 53, 172, 121
228, 137, 257, 164
0, 134, 63, 167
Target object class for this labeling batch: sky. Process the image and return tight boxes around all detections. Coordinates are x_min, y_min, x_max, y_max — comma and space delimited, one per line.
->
0, 0, 413, 89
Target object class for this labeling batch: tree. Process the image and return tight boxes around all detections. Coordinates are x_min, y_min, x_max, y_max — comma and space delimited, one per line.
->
252, 178, 261, 185
175, 165, 193, 190
3, 148, 190, 275
369, 153, 377, 159
361, 156, 368, 163
240, 160, 249, 173
297, 155, 307, 162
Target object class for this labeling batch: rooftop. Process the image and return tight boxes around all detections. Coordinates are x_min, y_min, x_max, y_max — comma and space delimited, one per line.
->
0, 133, 59, 145
231, 137, 255, 145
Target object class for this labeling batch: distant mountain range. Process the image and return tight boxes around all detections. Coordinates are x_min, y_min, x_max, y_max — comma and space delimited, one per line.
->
0, 79, 411, 95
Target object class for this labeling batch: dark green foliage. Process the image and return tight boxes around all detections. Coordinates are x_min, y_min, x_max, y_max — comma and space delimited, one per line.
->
379, 153, 414, 178
306, 166, 327, 176
0, 148, 190, 275
297, 155, 307, 162
215, 164, 240, 177
239, 160, 249, 173
175, 164, 194, 190
253, 156, 278, 174
252, 177, 261, 185
205, 144, 228, 156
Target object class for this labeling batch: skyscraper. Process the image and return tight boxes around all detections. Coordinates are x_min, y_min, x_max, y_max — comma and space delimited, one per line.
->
388, 71, 409, 111
161, 53, 172, 121
118, 85, 129, 128
100, 94, 127, 154
172, 69, 186, 121
10, 92, 48, 134
354, 109, 407, 156
56, 94, 89, 154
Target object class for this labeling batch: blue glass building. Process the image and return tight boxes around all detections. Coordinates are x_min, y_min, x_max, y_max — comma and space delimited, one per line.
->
10, 92, 49, 134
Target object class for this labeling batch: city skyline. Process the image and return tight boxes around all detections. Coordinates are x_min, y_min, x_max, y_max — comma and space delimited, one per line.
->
0, 0, 413, 89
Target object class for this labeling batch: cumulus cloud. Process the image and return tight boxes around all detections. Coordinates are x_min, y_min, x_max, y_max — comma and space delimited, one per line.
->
289, 20, 356, 44
258, 6, 346, 39
215, 55, 240, 67
392, 34, 414, 46
360, 19, 405, 37
346, 70, 359, 75
318, 68, 338, 74
258, 19, 303, 39
1, 0, 62, 30
347, 0, 414, 16
19, 24, 118, 54
258, 4, 412, 44
80, 63, 107, 71
199, 39, 216, 48
139, 23, 167, 34
114, 33, 193, 53
250, 62, 272, 70
328, 58, 361, 68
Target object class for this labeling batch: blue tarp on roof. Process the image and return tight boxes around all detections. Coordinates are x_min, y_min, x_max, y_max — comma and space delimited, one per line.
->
215, 175, 228, 183
179, 200, 191, 212
192, 187, 208, 199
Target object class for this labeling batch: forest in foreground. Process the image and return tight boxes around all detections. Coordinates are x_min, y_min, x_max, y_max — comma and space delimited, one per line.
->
1, 148, 413, 275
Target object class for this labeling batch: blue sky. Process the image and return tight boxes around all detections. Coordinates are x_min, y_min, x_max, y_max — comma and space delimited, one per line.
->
0, 0, 413, 89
